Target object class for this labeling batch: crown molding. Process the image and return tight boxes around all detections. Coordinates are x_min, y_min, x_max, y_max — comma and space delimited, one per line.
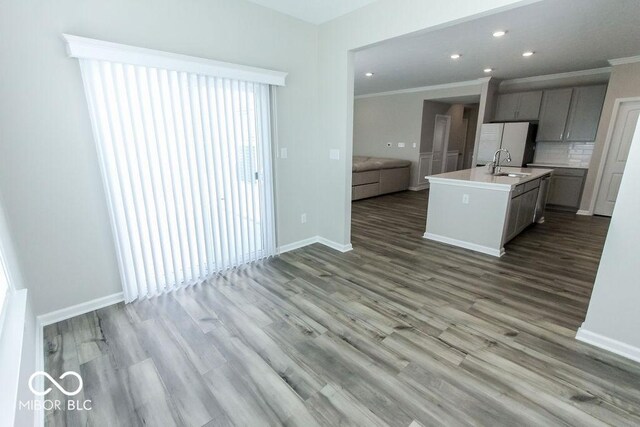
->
608, 55, 640, 66
355, 78, 483, 99
499, 67, 611, 90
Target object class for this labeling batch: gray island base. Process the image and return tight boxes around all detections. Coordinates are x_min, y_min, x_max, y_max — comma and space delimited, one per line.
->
424, 167, 554, 257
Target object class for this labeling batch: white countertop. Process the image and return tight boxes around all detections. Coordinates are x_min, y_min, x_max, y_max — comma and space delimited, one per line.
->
427, 166, 553, 190
527, 163, 588, 169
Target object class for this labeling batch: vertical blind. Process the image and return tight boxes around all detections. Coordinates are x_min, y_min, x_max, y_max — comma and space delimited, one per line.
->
78, 59, 276, 302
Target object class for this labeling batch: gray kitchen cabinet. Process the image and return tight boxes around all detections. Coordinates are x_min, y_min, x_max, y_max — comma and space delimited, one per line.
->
565, 85, 607, 142
505, 180, 540, 242
494, 91, 542, 121
505, 196, 520, 241
536, 88, 573, 142
515, 91, 543, 120
494, 93, 520, 121
517, 188, 539, 232
546, 168, 588, 211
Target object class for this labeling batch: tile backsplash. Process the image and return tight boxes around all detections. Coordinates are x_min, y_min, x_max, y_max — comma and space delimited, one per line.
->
534, 141, 594, 167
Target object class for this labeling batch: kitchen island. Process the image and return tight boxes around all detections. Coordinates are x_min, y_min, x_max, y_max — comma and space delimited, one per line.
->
424, 167, 553, 257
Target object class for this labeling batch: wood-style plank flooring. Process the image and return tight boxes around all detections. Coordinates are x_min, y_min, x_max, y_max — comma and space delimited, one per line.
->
44, 190, 640, 426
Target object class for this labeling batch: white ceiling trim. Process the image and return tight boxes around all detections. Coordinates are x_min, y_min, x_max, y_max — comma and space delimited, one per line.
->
499, 67, 611, 91
608, 55, 640, 66
354, 79, 483, 100
63, 34, 288, 86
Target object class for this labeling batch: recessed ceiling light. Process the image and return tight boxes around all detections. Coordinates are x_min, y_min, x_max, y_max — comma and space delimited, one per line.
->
493, 30, 506, 37
365, 72, 374, 77
484, 68, 493, 73
522, 51, 534, 57
450, 53, 461, 59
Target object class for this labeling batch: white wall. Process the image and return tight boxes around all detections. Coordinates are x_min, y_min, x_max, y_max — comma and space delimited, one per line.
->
0, 0, 319, 314
578, 118, 640, 359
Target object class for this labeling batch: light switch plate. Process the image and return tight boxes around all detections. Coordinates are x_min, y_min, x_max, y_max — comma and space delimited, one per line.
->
329, 149, 340, 160
280, 147, 288, 159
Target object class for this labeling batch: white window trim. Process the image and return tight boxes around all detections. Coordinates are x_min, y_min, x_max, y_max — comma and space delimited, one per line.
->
63, 34, 287, 86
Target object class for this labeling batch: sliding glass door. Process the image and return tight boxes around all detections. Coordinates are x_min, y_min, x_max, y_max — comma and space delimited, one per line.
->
78, 59, 276, 301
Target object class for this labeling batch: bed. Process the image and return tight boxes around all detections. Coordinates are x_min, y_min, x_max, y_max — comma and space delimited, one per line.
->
352, 156, 411, 200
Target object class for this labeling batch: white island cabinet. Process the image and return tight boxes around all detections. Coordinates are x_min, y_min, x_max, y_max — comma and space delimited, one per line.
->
424, 167, 553, 257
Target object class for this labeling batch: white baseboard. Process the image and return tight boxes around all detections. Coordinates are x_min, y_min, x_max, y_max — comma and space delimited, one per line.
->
278, 236, 353, 254
576, 327, 640, 364
576, 209, 592, 216
37, 292, 124, 328
408, 183, 429, 191
423, 232, 504, 257
316, 237, 353, 253
277, 237, 319, 254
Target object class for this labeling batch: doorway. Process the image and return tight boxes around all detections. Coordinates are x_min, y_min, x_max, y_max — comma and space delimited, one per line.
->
431, 114, 451, 174
593, 99, 640, 216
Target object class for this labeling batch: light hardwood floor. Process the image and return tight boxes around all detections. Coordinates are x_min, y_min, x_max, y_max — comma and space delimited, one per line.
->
44, 190, 640, 426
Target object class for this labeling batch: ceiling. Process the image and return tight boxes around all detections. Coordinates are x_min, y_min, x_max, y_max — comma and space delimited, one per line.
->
246, 0, 378, 24
354, 0, 640, 96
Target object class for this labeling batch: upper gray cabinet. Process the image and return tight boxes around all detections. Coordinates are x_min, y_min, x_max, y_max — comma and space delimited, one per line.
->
565, 85, 607, 142
536, 88, 573, 142
536, 84, 607, 143
494, 91, 542, 121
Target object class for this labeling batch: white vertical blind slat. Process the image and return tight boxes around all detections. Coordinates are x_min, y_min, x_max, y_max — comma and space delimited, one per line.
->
78, 58, 276, 301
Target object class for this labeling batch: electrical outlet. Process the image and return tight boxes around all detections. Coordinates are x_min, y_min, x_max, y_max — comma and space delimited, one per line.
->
462, 194, 470, 204
386, 142, 392, 147
398, 142, 405, 148
412, 142, 417, 148
301, 213, 307, 224
280, 147, 288, 159
329, 149, 340, 160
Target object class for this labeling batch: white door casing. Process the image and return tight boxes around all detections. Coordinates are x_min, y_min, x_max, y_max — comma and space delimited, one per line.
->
594, 100, 640, 216
431, 114, 451, 174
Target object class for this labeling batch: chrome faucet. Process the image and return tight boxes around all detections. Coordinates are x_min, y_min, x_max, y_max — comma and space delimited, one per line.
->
489, 148, 512, 174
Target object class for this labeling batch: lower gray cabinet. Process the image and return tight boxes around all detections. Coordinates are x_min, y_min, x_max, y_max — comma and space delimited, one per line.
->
546, 168, 587, 211
505, 182, 540, 242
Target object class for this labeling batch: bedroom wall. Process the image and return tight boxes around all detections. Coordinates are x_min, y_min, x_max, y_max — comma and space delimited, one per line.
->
0, 0, 319, 314
354, 95, 453, 187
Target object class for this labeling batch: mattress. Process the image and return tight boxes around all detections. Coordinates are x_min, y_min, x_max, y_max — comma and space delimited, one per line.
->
352, 156, 411, 172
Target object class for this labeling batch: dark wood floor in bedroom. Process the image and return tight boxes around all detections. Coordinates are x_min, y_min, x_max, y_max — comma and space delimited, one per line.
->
44, 190, 640, 426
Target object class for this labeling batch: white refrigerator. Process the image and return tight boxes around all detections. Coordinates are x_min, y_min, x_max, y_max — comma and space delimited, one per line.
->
476, 122, 536, 166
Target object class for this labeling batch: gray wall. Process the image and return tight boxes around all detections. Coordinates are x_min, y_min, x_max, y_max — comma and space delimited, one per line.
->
580, 118, 640, 352
581, 62, 640, 213
0, 0, 319, 314
353, 94, 424, 187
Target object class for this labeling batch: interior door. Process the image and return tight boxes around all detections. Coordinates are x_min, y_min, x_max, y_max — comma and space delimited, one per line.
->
431, 114, 451, 174
594, 101, 640, 216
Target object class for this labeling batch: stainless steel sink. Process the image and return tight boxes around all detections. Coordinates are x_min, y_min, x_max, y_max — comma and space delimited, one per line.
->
493, 172, 531, 178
